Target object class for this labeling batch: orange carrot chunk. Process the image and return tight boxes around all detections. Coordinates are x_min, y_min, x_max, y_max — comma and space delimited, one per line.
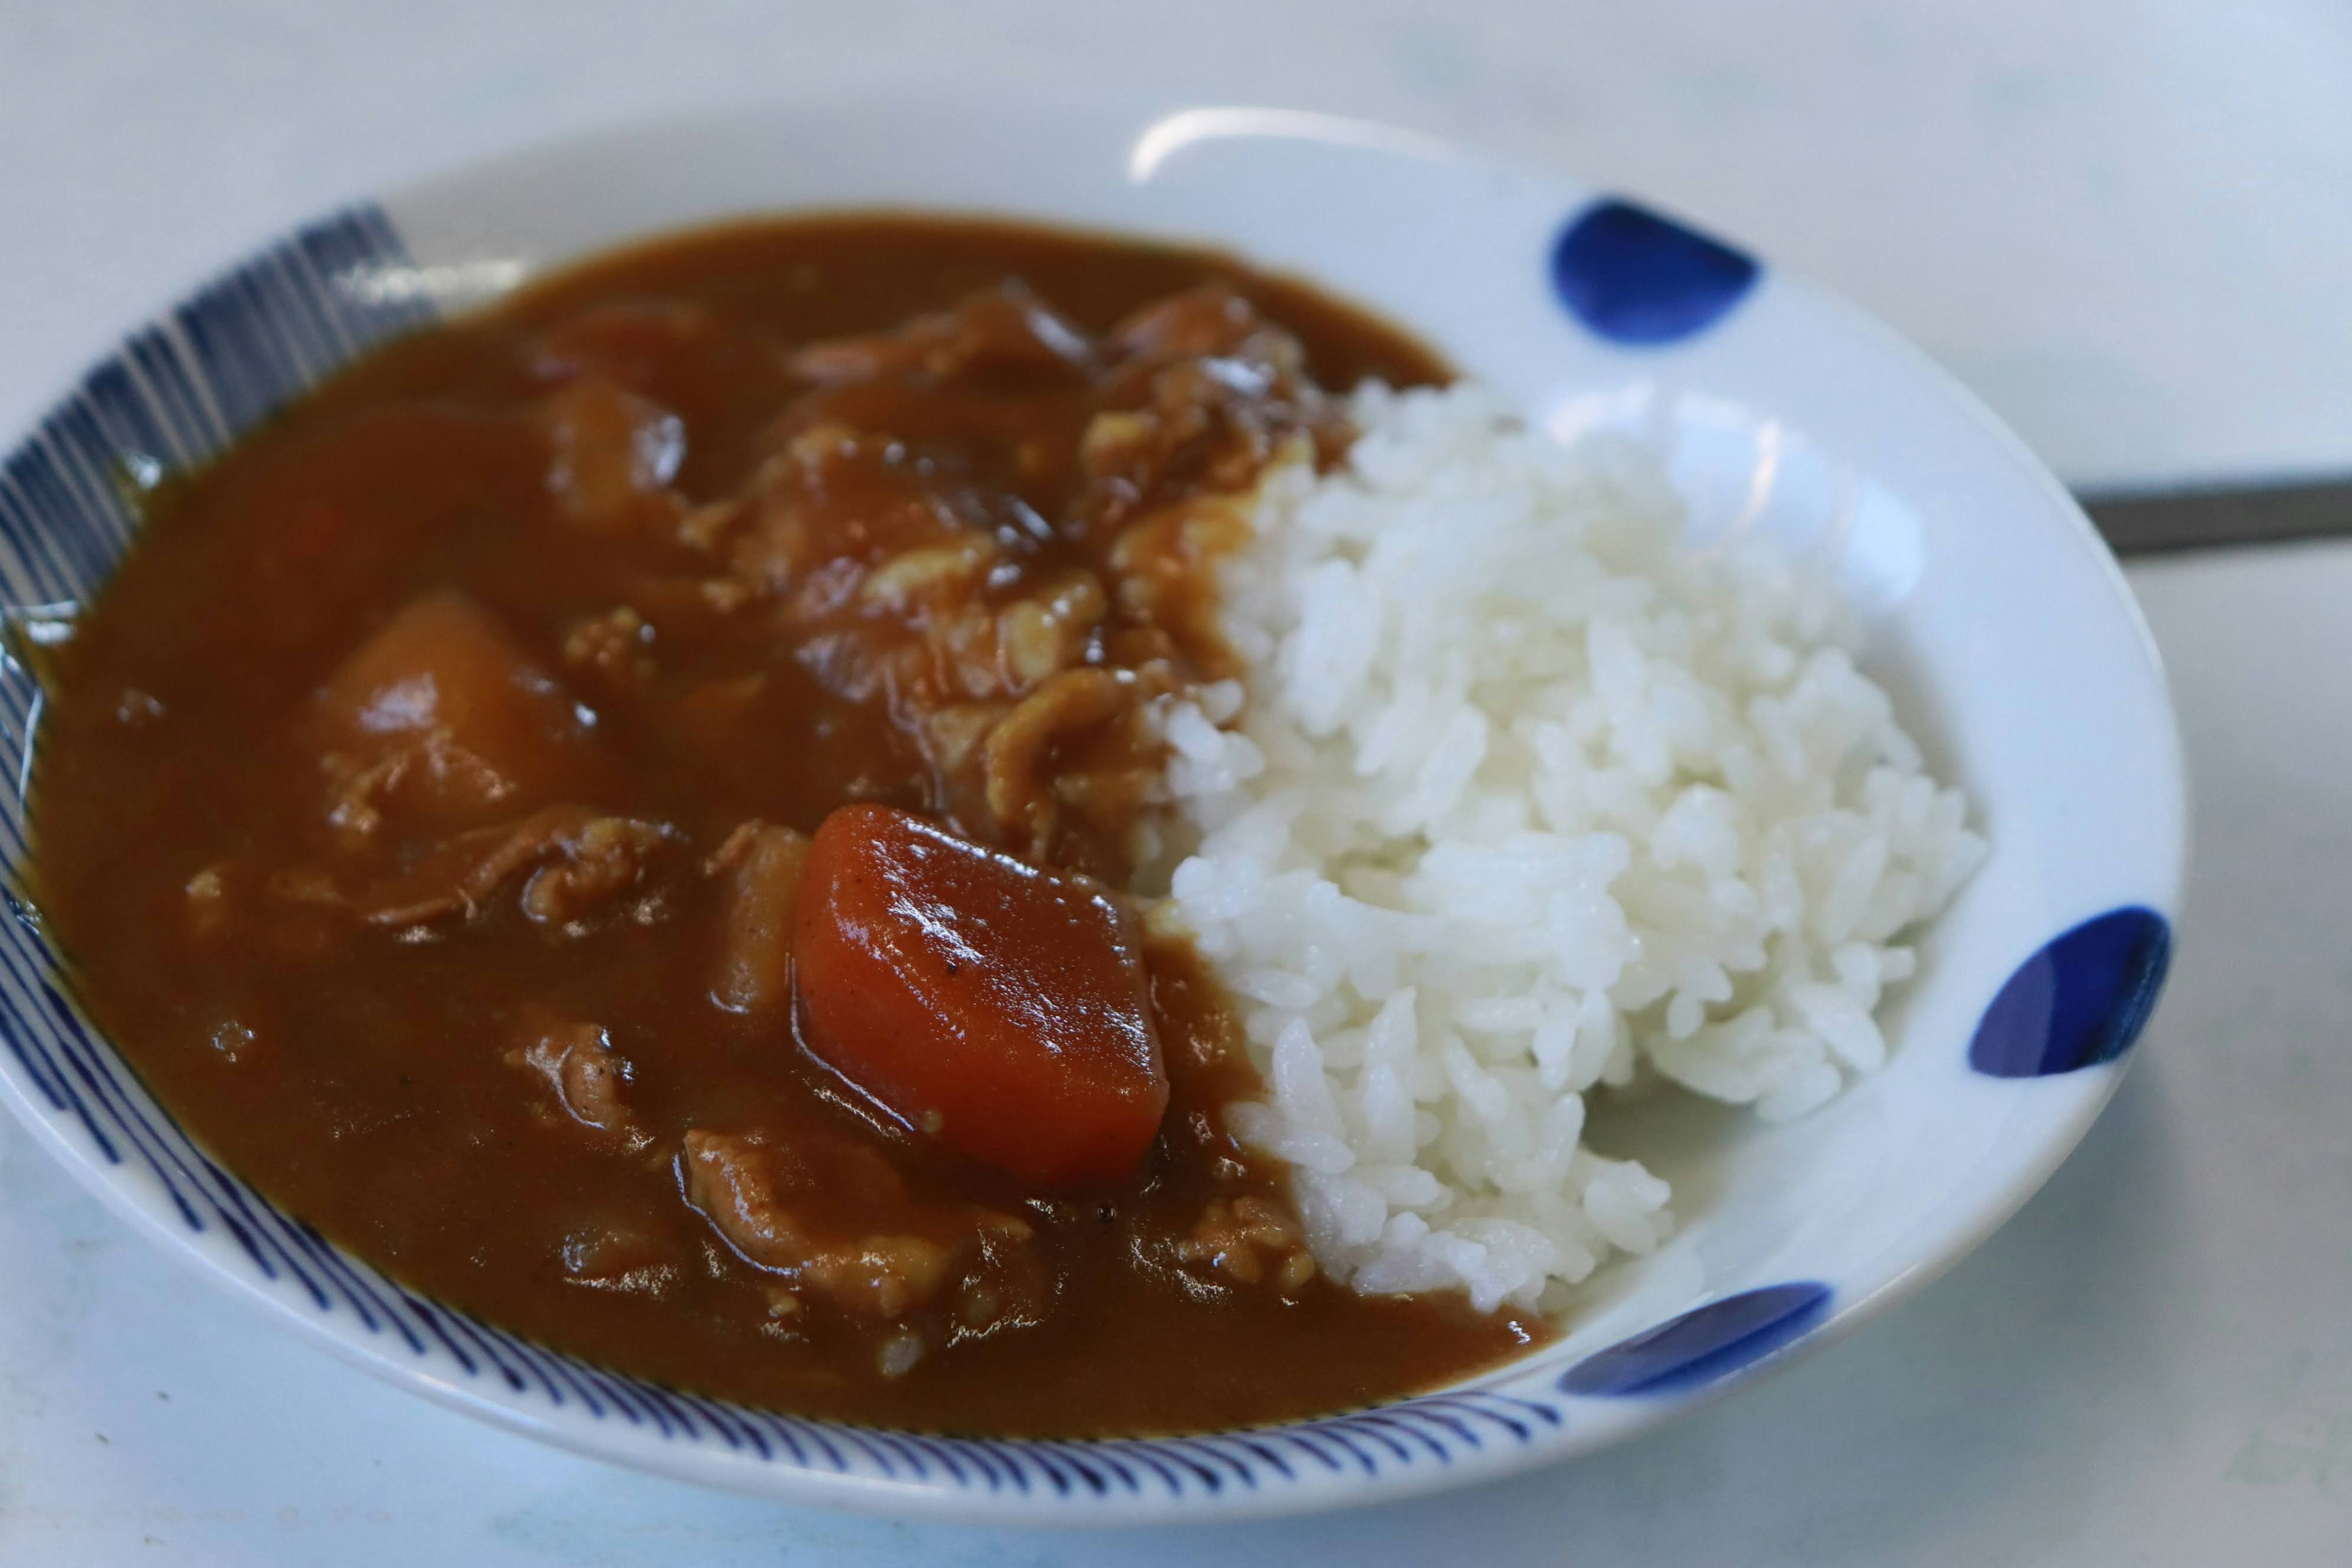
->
793, 804, 1168, 1188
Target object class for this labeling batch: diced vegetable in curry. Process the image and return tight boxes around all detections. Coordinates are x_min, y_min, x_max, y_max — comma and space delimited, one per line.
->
31, 217, 1545, 1436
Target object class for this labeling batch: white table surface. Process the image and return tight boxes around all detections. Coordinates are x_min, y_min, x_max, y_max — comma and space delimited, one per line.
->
4, 3, 2350, 1562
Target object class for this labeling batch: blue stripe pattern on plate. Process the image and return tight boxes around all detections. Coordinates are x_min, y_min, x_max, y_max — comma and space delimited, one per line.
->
1969, 906, 2172, 1078
0, 202, 1576, 1502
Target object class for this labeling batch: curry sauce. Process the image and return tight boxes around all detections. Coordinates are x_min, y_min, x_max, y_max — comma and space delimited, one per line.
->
31, 217, 1546, 1436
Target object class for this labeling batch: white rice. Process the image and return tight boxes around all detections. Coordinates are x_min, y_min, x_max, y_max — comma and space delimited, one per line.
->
1153, 383, 1986, 1314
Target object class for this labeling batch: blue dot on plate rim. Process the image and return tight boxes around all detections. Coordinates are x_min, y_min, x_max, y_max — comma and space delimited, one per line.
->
1969, 905, 2172, 1078
1549, 197, 1761, 346
1558, 1282, 1832, 1398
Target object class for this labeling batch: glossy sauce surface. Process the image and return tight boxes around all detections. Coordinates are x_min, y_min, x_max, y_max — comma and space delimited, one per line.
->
31, 217, 1544, 1436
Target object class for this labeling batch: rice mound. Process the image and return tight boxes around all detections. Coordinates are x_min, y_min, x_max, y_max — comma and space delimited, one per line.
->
1155, 383, 1986, 1314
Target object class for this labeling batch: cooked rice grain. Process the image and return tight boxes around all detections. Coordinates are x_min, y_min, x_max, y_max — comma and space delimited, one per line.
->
1156, 384, 1985, 1313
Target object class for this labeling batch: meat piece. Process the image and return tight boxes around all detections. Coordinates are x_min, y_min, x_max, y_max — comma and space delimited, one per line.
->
533, 299, 715, 390
559, 1218, 679, 1295
1107, 284, 1267, 361
785, 283, 1091, 388
1076, 285, 1340, 541
520, 814, 676, 927
360, 803, 679, 932
979, 666, 1139, 858
706, 821, 812, 1015
806, 557, 1102, 748
317, 592, 598, 834
364, 803, 597, 925
727, 424, 971, 596
541, 378, 687, 533
992, 570, 1107, 692
1173, 1195, 1316, 1292
1091, 358, 1297, 500
325, 729, 518, 844
1103, 493, 1254, 676
675, 497, 745, 554
793, 805, 1168, 1187
857, 537, 998, 612
563, 606, 655, 686
510, 1017, 644, 1146
682, 1129, 1031, 1321
918, 702, 1008, 780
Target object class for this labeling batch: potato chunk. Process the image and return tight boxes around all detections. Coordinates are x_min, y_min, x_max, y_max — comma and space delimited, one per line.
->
541, 378, 686, 532
317, 591, 595, 831
682, 1129, 1031, 1321
707, 821, 812, 1015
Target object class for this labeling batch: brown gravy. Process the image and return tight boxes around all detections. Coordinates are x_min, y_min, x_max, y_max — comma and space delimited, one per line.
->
31, 217, 1545, 1437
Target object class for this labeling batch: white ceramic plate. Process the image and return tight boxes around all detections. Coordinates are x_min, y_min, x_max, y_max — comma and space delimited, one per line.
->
0, 90, 2184, 1523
